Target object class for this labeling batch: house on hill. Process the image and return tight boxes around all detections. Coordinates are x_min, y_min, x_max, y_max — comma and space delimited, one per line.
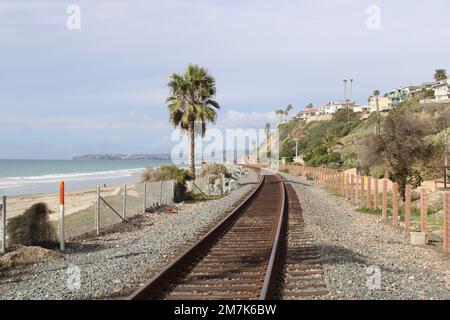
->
296, 107, 319, 120
434, 79, 450, 103
319, 101, 356, 115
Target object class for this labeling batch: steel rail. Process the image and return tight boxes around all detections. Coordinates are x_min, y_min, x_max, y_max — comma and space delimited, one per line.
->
128, 171, 266, 300
258, 174, 288, 300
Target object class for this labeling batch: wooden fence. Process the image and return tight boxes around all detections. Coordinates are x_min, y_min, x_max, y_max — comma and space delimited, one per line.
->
281, 165, 450, 254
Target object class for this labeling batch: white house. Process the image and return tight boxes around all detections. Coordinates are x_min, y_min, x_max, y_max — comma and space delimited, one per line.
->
296, 107, 319, 120
319, 101, 355, 114
368, 96, 393, 111
434, 79, 450, 103
353, 105, 371, 113
387, 85, 423, 106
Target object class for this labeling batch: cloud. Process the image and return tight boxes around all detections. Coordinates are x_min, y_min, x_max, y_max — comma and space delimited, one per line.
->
0, 113, 167, 130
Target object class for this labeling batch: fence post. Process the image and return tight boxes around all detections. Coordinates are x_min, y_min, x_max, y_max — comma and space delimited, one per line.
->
405, 184, 412, 233
350, 174, 354, 204
159, 180, 163, 204
374, 178, 379, 210
420, 188, 429, 234
355, 175, 359, 205
96, 186, 100, 235
360, 176, 365, 207
143, 182, 147, 212
382, 179, 388, 220
444, 192, 450, 254
59, 181, 65, 251
172, 179, 176, 203
1, 195, 6, 254
122, 184, 127, 219
392, 183, 399, 226
343, 174, 347, 199
367, 177, 372, 209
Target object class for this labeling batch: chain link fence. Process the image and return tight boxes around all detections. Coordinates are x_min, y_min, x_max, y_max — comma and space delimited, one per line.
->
0, 180, 175, 249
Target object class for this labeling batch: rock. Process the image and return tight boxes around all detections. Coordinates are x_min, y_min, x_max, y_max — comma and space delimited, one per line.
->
0, 245, 64, 269
411, 191, 421, 201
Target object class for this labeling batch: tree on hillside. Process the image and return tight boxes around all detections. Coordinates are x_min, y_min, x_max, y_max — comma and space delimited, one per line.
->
434, 69, 447, 82
167, 64, 220, 177
365, 110, 428, 200
285, 104, 293, 115
373, 89, 380, 97
321, 133, 344, 154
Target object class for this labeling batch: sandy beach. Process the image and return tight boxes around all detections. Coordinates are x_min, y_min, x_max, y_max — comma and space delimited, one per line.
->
5, 183, 144, 221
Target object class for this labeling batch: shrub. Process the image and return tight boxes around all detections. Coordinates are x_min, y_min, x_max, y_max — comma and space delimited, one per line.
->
198, 163, 230, 178
7, 203, 57, 247
141, 165, 194, 202
141, 165, 193, 185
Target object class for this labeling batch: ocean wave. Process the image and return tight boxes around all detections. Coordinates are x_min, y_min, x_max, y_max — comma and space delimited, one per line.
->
0, 168, 144, 189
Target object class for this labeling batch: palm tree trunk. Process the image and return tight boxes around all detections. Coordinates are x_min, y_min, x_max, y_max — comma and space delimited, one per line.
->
188, 122, 196, 178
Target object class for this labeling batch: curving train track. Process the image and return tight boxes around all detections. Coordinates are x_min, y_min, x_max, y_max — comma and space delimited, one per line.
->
128, 167, 327, 300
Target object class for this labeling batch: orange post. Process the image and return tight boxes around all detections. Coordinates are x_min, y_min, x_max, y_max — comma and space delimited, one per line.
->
444, 193, 450, 254
382, 179, 388, 220
350, 174, 354, 204
355, 175, 359, 204
360, 176, 365, 207
60, 181, 65, 205
367, 177, 372, 209
420, 188, 429, 234
373, 178, 378, 210
405, 185, 412, 232
392, 183, 399, 226
59, 181, 65, 251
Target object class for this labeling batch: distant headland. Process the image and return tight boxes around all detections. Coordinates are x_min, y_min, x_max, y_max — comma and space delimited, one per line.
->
72, 154, 171, 160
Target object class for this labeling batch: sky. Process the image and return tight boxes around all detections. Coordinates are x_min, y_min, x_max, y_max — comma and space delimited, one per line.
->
0, 0, 449, 159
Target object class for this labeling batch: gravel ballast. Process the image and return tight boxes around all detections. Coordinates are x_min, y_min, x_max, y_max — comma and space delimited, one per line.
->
282, 172, 450, 300
0, 167, 259, 300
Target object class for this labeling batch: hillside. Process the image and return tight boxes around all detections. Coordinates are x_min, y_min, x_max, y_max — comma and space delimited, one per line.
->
278, 97, 450, 179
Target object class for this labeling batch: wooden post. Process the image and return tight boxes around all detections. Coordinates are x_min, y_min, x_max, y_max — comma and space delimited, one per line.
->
392, 183, 399, 226
344, 174, 350, 200
444, 192, 450, 254
360, 176, 365, 207
373, 178, 379, 210
367, 177, 372, 209
350, 174, 354, 204
420, 188, 429, 234
405, 185, 412, 233
355, 175, 359, 204
382, 179, 388, 220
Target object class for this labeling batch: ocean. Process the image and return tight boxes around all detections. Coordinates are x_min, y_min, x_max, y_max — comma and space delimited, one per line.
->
0, 159, 174, 197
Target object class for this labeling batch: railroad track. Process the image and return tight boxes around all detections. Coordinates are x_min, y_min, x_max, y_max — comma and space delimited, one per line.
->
128, 168, 328, 300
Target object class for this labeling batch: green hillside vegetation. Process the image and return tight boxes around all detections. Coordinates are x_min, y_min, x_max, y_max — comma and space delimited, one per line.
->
279, 97, 450, 185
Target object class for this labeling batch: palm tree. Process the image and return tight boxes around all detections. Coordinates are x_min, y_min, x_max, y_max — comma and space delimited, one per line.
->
167, 64, 220, 177
321, 133, 343, 154
286, 104, 293, 115
434, 69, 447, 82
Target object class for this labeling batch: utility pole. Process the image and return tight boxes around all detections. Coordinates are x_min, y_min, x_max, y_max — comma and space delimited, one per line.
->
349, 79, 354, 123
343, 80, 348, 122
374, 90, 381, 135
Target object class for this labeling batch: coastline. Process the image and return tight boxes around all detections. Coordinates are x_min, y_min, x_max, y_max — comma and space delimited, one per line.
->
0, 159, 175, 197
5, 182, 143, 221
